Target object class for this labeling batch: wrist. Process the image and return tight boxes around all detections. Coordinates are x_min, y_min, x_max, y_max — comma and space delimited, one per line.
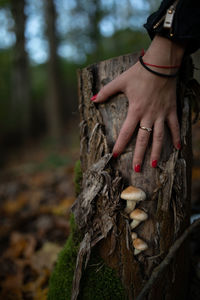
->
139, 55, 179, 78
143, 35, 185, 67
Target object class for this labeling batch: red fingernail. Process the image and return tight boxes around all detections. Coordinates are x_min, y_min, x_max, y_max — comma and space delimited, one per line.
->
91, 94, 98, 101
152, 160, 157, 168
113, 152, 119, 159
177, 142, 181, 150
134, 164, 141, 172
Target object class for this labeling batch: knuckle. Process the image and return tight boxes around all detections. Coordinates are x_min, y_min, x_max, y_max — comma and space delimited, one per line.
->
120, 130, 131, 143
154, 132, 163, 143
137, 135, 147, 147
134, 105, 142, 116
171, 124, 180, 138
174, 123, 180, 132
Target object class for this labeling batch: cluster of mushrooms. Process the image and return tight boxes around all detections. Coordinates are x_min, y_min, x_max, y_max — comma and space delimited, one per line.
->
121, 186, 148, 255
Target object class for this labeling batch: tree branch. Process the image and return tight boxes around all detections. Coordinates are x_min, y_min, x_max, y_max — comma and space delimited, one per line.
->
136, 218, 200, 300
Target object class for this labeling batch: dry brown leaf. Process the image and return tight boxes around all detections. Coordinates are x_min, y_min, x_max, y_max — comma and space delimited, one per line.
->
28, 189, 45, 210
0, 287, 22, 300
28, 171, 54, 188
31, 242, 62, 271
2, 192, 29, 215
0, 259, 24, 300
51, 196, 75, 216
5, 232, 36, 259
34, 287, 48, 300
22, 268, 50, 300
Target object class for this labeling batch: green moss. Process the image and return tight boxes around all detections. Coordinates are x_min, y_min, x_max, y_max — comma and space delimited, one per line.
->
74, 160, 83, 196
79, 252, 128, 300
48, 160, 82, 299
48, 161, 127, 300
47, 214, 82, 300
48, 214, 128, 300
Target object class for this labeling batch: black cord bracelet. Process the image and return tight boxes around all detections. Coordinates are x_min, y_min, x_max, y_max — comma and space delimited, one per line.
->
139, 56, 178, 78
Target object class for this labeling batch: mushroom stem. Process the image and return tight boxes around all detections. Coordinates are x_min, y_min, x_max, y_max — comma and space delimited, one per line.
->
125, 200, 136, 213
134, 248, 142, 255
130, 219, 141, 229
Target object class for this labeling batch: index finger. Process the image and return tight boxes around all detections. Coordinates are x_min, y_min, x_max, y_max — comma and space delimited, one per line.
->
91, 75, 125, 103
112, 108, 139, 157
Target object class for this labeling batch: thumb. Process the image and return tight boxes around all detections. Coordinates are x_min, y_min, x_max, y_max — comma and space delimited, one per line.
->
91, 76, 123, 103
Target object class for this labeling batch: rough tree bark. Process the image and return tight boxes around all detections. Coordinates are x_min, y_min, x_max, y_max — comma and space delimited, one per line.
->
72, 52, 193, 300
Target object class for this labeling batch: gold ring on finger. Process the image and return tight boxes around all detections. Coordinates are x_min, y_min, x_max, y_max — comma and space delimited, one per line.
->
139, 126, 153, 133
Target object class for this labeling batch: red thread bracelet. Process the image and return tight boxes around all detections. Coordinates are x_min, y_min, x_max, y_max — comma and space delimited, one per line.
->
143, 61, 180, 69
140, 49, 180, 69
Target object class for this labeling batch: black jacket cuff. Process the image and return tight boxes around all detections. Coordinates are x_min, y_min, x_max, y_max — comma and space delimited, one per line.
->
144, 0, 200, 54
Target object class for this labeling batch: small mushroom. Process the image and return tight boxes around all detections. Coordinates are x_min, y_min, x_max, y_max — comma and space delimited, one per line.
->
121, 186, 146, 213
131, 232, 138, 240
133, 238, 148, 255
129, 209, 148, 229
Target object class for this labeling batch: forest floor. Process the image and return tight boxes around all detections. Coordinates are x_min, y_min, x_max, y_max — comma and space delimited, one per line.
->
0, 120, 200, 300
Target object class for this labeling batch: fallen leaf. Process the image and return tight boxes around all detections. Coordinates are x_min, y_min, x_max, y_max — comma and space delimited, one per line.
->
22, 268, 50, 300
5, 232, 36, 259
31, 242, 62, 271
2, 192, 29, 215
51, 196, 75, 216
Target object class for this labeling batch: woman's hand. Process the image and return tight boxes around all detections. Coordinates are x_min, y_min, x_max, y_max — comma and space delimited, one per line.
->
91, 35, 185, 172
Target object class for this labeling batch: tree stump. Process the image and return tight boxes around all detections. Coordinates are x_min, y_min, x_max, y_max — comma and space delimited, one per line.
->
72, 52, 192, 300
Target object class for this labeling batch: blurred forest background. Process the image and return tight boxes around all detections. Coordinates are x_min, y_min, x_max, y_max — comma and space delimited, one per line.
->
0, 0, 200, 299
0, 0, 157, 155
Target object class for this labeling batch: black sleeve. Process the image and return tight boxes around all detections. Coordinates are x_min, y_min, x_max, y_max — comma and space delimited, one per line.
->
144, 0, 200, 54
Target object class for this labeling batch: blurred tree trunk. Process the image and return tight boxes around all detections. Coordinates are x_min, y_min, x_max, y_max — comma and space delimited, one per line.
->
89, 0, 102, 61
11, 0, 31, 136
74, 0, 104, 61
72, 53, 193, 300
45, 0, 62, 140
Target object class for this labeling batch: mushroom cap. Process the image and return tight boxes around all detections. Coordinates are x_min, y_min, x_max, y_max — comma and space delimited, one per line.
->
121, 186, 146, 202
133, 238, 148, 251
129, 209, 148, 221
